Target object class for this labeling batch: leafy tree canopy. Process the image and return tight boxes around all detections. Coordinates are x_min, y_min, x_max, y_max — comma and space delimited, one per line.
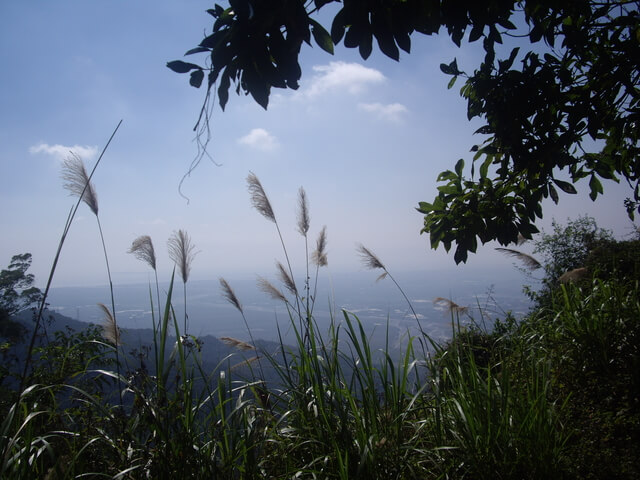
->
0, 254, 42, 317
0, 253, 42, 339
169, 0, 640, 263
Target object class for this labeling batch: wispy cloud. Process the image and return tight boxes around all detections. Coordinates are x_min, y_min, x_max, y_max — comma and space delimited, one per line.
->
237, 128, 279, 151
305, 61, 385, 97
29, 143, 98, 162
140, 218, 167, 226
358, 102, 408, 122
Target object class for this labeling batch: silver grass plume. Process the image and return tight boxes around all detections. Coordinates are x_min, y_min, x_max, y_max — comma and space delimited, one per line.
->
517, 233, 528, 245
219, 278, 243, 313
433, 297, 469, 315
357, 244, 386, 270
61, 152, 99, 215
247, 172, 275, 223
312, 226, 328, 267
98, 302, 120, 345
257, 276, 287, 303
559, 267, 589, 284
296, 187, 310, 237
231, 356, 260, 372
219, 336, 255, 351
167, 229, 197, 284
128, 235, 157, 271
276, 261, 298, 295
357, 243, 387, 280
495, 247, 542, 270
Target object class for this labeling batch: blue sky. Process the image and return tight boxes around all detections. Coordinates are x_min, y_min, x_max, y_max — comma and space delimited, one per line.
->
1, 1, 635, 289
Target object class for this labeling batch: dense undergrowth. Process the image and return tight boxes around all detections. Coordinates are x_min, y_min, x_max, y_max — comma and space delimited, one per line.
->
1, 160, 638, 478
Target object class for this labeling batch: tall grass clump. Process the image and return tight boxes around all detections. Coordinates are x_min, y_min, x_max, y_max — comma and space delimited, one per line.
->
426, 313, 569, 479
7, 160, 637, 479
523, 276, 640, 479
236, 174, 438, 477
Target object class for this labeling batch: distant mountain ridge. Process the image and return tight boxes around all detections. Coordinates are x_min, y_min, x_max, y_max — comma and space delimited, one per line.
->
8, 308, 282, 384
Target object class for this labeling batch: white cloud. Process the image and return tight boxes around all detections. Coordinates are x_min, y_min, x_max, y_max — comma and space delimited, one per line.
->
305, 61, 386, 97
358, 102, 408, 122
237, 128, 279, 151
29, 143, 99, 162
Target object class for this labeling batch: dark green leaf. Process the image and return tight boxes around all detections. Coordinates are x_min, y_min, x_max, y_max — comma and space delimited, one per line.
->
498, 19, 516, 30
549, 184, 559, 204
469, 24, 484, 42
589, 175, 603, 201
553, 179, 577, 194
167, 60, 202, 74
330, 9, 346, 44
250, 84, 269, 110
189, 69, 204, 88
437, 185, 460, 195
394, 31, 411, 53
479, 157, 491, 179
498, 47, 519, 72
376, 33, 399, 61
218, 70, 231, 111
529, 23, 543, 43
314, 0, 334, 9
454, 245, 468, 264
344, 23, 362, 48
437, 170, 457, 182
359, 30, 373, 60
310, 19, 334, 54
416, 202, 433, 213
440, 58, 461, 75
185, 47, 210, 56
455, 159, 464, 178
447, 76, 457, 89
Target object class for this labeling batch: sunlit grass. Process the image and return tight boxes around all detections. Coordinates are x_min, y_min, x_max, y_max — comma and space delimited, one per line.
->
2, 168, 638, 478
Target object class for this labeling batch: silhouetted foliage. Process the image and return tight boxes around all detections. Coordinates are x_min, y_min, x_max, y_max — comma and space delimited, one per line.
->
0, 253, 42, 340
170, 0, 640, 263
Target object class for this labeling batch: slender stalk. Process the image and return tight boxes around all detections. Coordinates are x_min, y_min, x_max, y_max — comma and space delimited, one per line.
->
247, 173, 303, 333
17, 119, 122, 397
356, 243, 435, 350
183, 282, 188, 333
219, 278, 266, 382
95, 215, 124, 408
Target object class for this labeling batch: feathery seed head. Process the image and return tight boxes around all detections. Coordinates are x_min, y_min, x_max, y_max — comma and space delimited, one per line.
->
219, 336, 255, 351
276, 261, 297, 295
559, 267, 588, 284
433, 297, 469, 315
167, 229, 197, 284
129, 235, 157, 271
61, 152, 99, 215
495, 247, 542, 270
296, 187, 310, 237
98, 303, 120, 345
219, 278, 243, 313
357, 244, 386, 271
257, 276, 287, 303
312, 226, 328, 267
247, 172, 275, 223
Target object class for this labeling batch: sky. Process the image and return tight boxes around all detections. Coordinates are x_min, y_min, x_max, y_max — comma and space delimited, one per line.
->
1, 1, 636, 290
